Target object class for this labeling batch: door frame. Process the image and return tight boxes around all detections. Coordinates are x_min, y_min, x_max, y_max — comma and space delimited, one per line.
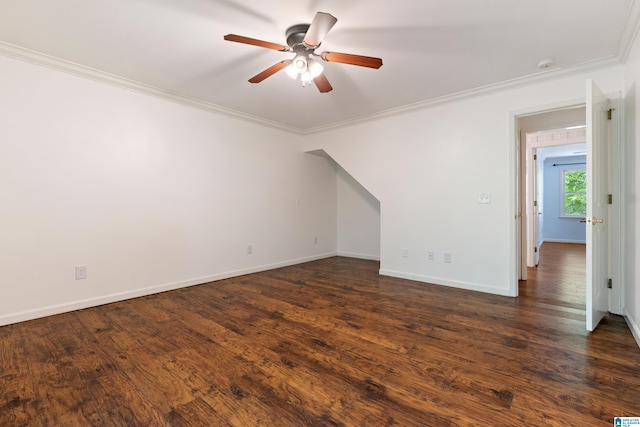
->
509, 95, 623, 311
525, 129, 587, 267
510, 98, 585, 285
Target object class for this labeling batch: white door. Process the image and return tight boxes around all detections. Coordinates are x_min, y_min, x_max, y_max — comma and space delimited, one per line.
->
585, 79, 609, 332
532, 148, 541, 266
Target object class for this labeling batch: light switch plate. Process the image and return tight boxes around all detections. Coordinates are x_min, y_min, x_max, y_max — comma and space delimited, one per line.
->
479, 193, 491, 204
75, 265, 87, 280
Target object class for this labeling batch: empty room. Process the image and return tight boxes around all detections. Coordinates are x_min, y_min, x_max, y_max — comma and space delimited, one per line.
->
1, 1, 640, 425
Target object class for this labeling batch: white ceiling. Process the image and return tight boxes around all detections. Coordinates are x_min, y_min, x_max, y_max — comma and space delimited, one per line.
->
0, 0, 638, 133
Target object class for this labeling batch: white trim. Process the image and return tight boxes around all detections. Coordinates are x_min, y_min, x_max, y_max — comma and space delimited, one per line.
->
337, 251, 380, 261
379, 269, 515, 297
306, 57, 621, 134
617, 0, 640, 62
543, 238, 587, 244
509, 108, 522, 285
0, 252, 337, 327
0, 41, 303, 135
0, 41, 621, 136
624, 309, 640, 349
608, 97, 625, 315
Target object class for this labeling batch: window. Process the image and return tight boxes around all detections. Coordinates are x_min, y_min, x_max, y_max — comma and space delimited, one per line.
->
561, 168, 586, 217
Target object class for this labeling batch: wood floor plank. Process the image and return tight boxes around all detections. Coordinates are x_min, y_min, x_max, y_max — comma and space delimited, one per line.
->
1, 243, 639, 425
154, 297, 359, 422
19, 316, 105, 426
65, 312, 171, 426
0, 324, 40, 426
161, 349, 288, 426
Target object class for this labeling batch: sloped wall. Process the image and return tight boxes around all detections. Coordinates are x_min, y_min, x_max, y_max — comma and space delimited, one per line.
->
337, 166, 380, 260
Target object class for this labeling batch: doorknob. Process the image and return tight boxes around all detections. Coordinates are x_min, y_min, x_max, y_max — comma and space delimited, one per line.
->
580, 217, 604, 224
537, 212, 542, 215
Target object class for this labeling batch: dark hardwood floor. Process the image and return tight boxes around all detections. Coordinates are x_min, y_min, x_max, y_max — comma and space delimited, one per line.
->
1, 242, 639, 426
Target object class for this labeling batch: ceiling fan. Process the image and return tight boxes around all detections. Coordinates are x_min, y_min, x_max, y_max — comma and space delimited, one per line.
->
224, 12, 383, 93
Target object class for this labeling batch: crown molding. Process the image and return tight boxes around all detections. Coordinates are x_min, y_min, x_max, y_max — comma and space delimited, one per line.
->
0, 41, 304, 135
304, 56, 622, 135
0, 41, 624, 137
617, 0, 640, 62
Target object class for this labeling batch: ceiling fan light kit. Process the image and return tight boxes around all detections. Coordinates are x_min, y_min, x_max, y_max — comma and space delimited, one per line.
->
224, 12, 383, 93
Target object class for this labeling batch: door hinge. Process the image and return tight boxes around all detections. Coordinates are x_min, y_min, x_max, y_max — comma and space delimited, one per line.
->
608, 278, 612, 289
608, 194, 613, 204
534, 200, 538, 207
607, 108, 615, 120
534, 247, 538, 253
534, 154, 537, 160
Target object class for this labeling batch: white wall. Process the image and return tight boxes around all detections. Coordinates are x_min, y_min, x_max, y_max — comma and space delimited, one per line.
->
623, 29, 640, 345
337, 166, 380, 260
305, 67, 624, 297
0, 54, 337, 326
542, 156, 587, 243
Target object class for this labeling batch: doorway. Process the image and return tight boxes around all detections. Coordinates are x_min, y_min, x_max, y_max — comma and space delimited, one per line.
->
526, 130, 587, 267
516, 106, 587, 280
514, 95, 624, 319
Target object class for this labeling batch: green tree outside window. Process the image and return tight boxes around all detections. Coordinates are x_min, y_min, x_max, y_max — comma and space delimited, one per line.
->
563, 169, 586, 216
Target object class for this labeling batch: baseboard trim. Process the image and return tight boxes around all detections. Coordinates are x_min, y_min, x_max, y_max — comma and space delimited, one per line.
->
0, 252, 337, 327
624, 308, 640, 350
337, 251, 381, 261
542, 239, 586, 244
378, 269, 515, 297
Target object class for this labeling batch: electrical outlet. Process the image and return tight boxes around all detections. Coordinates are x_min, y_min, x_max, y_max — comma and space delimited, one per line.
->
402, 248, 408, 258
313, 237, 318, 245
428, 251, 435, 261
75, 265, 87, 280
444, 253, 452, 263
247, 245, 253, 255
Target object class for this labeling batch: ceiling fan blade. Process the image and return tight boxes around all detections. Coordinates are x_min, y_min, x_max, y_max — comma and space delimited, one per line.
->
248, 61, 290, 83
303, 12, 337, 47
313, 73, 333, 93
224, 34, 289, 51
321, 51, 383, 69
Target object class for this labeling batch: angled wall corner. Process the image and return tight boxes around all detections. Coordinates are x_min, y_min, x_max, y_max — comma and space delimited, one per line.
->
305, 149, 381, 261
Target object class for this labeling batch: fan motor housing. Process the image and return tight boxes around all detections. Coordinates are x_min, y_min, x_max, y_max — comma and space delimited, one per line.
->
286, 24, 310, 48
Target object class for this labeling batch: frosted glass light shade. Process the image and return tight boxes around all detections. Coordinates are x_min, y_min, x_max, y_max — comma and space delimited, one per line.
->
285, 62, 298, 79
293, 55, 307, 72
308, 60, 323, 78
